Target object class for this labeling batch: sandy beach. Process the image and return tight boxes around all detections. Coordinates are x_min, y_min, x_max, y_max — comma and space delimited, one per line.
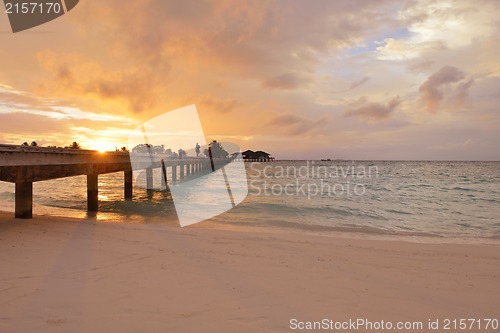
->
2, 0, 500, 331
0, 212, 498, 333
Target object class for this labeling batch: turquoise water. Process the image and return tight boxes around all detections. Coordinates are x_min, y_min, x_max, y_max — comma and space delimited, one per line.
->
230, 161, 500, 238
0, 161, 499, 238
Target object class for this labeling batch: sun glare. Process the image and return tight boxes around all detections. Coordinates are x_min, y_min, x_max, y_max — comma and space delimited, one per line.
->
92, 141, 113, 153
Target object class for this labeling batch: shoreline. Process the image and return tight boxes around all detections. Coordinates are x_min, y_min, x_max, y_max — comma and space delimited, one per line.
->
1, 210, 499, 245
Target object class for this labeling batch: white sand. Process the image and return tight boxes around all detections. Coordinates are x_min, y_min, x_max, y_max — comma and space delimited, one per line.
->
0, 212, 499, 333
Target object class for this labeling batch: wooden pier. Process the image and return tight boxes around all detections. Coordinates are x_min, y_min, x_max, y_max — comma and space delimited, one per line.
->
0, 144, 211, 219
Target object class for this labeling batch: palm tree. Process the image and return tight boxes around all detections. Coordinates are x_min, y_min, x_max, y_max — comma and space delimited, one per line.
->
132, 144, 152, 153
209, 140, 229, 158
65, 141, 81, 149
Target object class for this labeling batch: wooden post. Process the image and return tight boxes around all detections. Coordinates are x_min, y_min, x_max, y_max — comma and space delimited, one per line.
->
172, 165, 177, 182
186, 162, 191, 176
87, 174, 98, 212
161, 159, 168, 190
124, 170, 133, 200
146, 167, 153, 189
208, 147, 215, 171
180, 163, 184, 179
15, 181, 33, 219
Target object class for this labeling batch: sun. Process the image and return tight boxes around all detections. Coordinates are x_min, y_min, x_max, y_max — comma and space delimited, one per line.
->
91, 141, 114, 153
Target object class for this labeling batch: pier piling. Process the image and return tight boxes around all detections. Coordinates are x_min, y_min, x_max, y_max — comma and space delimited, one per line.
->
124, 170, 133, 200
161, 159, 168, 190
87, 174, 98, 212
172, 165, 177, 182
146, 168, 153, 190
15, 181, 33, 219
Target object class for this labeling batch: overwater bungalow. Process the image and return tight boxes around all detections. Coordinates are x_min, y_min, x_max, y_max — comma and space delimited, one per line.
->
241, 150, 274, 162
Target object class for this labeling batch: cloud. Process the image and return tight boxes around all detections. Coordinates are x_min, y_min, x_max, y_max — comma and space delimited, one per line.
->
0, 85, 134, 123
406, 59, 434, 73
183, 94, 238, 114
344, 96, 401, 120
32, 0, 394, 118
375, 38, 446, 60
261, 72, 308, 90
334, 76, 370, 93
418, 66, 474, 112
70, 0, 394, 80
0, 84, 136, 148
36, 51, 163, 114
401, 0, 499, 49
0, 111, 134, 148
348, 76, 370, 91
22, 0, 401, 139
374, 0, 500, 61
0, 87, 63, 115
0, 112, 67, 135
267, 114, 328, 136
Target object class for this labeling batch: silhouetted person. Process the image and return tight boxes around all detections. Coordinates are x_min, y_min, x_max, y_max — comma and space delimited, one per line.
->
195, 143, 200, 157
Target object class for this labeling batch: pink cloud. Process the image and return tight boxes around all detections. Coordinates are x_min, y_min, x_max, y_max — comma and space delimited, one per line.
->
418, 66, 474, 113
344, 96, 401, 120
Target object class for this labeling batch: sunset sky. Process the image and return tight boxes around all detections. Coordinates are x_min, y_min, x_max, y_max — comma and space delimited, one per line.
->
0, 0, 499, 160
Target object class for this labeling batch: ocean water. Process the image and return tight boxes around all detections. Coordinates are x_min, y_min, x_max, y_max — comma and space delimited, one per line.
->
0, 161, 499, 238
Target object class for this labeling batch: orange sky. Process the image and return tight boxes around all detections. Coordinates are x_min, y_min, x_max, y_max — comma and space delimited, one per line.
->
0, 0, 499, 160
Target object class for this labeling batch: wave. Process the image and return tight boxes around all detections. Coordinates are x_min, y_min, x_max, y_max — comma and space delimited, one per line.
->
226, 218, 396, 235
234, 201, 389, 220
455, 222, 484, 230
385, 209, 413, 215
450, 186, 484, 192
